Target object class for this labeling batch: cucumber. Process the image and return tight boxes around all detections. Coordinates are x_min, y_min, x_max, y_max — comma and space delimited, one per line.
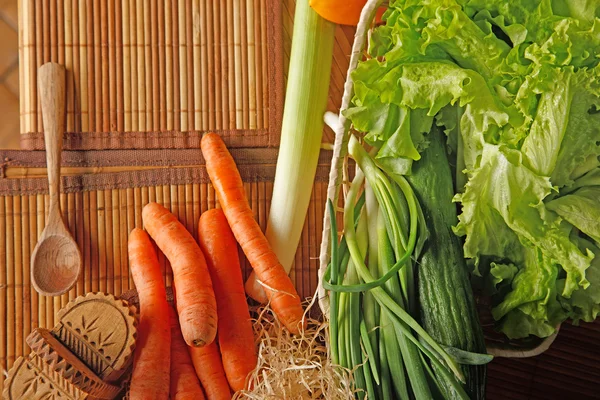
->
407, 126, 487, 399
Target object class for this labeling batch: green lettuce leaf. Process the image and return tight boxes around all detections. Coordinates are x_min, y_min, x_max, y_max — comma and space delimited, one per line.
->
499, 308, 558, 339
456, 144, 593, 296
547, 187, 600, 243
559, 239, 600, 323
349, 0, 600, 339
489, 262, 519, 288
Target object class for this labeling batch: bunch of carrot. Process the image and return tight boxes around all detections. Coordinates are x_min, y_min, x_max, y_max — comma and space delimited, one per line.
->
127, 133, 305, 399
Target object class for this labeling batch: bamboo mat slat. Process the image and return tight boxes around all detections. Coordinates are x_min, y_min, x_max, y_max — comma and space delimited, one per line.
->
18, 0, 283, 150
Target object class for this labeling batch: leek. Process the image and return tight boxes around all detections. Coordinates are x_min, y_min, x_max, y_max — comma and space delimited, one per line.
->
245, 0, 336, 300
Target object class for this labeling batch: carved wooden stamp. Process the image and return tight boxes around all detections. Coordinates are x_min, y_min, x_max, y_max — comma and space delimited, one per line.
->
3, 293, 138, 400
52, 293, 138, 383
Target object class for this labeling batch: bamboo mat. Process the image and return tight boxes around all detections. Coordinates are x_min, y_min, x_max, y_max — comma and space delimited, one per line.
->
17, 0, 354, 150
7, 0, 600, 398
18, 0, 284, 149
0, 149, 332, 391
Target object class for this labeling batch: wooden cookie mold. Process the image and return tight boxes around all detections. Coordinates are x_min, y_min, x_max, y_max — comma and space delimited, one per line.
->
3, 293, 138, 400
53, 293, 138, 382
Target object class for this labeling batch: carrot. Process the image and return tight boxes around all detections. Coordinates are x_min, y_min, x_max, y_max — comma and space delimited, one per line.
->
189, 342, 232, 400
128, 228, 170, 400
198, 209, 257, 392
142, 202, 218, 347
201, 132, 305, 335
169, 306, 206, 400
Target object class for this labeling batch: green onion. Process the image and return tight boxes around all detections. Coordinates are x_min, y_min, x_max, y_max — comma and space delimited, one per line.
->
345, 135, 465, 384
327, 199, 340, 365
377, 210, 409, 399
363, 182, 381, 384
378, 323, 393, 400
360, 320, 380, 385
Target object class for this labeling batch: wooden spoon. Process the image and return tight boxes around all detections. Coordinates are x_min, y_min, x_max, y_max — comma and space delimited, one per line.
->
31, 62, 82, 296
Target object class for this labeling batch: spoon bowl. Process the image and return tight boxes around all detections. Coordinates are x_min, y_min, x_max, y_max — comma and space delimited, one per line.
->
31, 232, 81, 296
30, 62, 82, 296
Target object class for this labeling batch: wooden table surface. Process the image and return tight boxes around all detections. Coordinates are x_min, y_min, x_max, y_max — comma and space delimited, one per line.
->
0, 0, 19, 149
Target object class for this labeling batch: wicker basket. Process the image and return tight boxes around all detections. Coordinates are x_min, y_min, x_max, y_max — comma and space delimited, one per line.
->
316, 0, 557, 359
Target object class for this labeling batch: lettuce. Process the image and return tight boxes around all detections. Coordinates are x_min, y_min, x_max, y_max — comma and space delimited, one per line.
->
346, 0, 600, 338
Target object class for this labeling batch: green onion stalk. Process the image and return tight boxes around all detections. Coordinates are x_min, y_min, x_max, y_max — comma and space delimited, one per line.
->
326, 134, 476, 400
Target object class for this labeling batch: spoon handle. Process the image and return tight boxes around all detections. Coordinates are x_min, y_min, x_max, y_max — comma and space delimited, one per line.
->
38, 63, 66, 212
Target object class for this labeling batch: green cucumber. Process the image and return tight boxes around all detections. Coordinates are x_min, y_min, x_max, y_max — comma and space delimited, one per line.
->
407, 126, 487, 399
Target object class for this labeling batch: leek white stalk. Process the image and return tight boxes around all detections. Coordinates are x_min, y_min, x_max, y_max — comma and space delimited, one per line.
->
245, 0, 336, 301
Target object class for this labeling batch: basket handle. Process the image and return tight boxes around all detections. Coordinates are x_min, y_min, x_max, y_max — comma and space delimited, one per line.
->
317, 0, 386, 315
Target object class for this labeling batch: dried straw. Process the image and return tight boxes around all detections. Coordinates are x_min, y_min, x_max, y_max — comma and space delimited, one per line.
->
233, 301, 355, 400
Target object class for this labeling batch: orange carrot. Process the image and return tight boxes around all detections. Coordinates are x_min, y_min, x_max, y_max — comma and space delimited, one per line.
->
201, 133, 305, 335
128, 228, 170, 400
169, 306, 206, 400
189, 342, 232, 400
198, 209, 257, 392
142, 202, 218, 347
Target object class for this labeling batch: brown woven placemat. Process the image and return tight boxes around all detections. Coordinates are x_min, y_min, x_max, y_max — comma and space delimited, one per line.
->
18, 0, 284, 150
0, 157, 330, 392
